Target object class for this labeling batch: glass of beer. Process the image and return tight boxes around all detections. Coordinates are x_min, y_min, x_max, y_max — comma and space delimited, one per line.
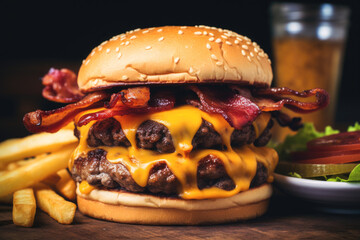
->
270, 3, 350, 142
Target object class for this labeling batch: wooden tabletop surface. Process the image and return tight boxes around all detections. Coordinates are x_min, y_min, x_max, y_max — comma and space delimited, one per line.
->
1, 190, 359, 240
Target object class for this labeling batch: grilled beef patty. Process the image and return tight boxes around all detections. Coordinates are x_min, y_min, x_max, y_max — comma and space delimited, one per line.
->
71, 149, 268, 195
74, 118, 273, 152
72, 116, 272, 195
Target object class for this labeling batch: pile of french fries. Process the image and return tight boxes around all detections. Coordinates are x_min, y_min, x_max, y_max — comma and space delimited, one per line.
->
0, 124, 78, 227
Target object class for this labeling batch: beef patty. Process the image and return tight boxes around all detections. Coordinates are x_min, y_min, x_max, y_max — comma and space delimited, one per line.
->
72, 116, 273, 195
71, 149, 268, 195
74, 117, 273, 152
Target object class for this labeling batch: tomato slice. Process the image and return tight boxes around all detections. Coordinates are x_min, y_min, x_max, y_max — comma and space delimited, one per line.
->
307, 131, 360, 152
291, 149, 360, 161
294, 153, 360, 164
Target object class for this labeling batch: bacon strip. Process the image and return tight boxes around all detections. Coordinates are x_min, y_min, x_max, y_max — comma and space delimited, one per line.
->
252, 87, 329, 113
42, 68, 84, 103
188, 86, 261, 129
23, 92, 109, 133
106, 87, 150, 109
77, 90, 175, 127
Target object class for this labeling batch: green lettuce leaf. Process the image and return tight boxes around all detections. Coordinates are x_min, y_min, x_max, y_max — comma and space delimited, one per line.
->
326, 164, 360, 182
347, 122, 360, 132
275, 123, 339, 160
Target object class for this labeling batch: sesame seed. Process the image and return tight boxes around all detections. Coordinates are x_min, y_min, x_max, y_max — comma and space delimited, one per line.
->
258, 51, 265, 57
145, 46, 152, 50
120, 35, 126, 40
134, 28, 140, 32
158, 36, 164, 41
221, 35, 228, 39
247, 56, 252, 62
130, 35, 136, 40
203, 31, 208, 35
120, 42, 125, 46
216, 61, 223, 66
206, 43, 211, 50
157, 29, 163, 32
246, 41, 252, 45
211, 54, 218, 60
254, 47, 259, 53
82, 59, 85, 64
174, 57, 180, 64
253, 42, 258, 47
234, 39, 240, 45
242, 45, 248, 50
180, 26, 187, 29
209, 32, 214, 36
209, 37, 215, 41
125, 41, 130, 46
110, 36, 118, 41
143, 30, 149, 34
85, 59, 90, 65
122, 75, 129, 80
236, 37, 243, 42
194, 31, 202, 35
98, 46, 103, 51
91, 51, 95, 56
117, 52, 122, 59
115, 47, 119, 52
215, 38, 222, 43
189, 67, 194, 74
225, 41, 232, 46
106, 48, 110, 53
241, 50, 246, 56
243, 36, 251, 41
250, 52, 254, 57
140, 74, 147, 79
100, 41, 108, 46
178, 30, 184, 35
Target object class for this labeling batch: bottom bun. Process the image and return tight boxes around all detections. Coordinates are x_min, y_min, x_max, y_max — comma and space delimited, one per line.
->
77, 184, 272, 225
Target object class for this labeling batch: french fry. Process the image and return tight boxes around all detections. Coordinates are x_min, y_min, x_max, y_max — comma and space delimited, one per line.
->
34, 183, 76, 224
0, 129, 77, 164
12, 188, 36, 227
55, 169, 76, 201
0, 144, 76, 198
42, 173, 61, 186
0, 170, 6, 177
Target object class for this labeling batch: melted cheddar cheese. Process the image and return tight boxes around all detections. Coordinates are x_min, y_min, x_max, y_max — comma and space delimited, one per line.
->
71, 105, 278, 199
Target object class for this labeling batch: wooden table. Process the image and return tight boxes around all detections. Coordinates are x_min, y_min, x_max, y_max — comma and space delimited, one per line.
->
1, 190, 359, 240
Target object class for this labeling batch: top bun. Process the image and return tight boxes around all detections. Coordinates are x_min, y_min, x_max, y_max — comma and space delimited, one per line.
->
78, 26, 273, 92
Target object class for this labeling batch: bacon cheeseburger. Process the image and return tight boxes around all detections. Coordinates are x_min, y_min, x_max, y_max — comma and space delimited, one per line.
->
24, 26, 329, 225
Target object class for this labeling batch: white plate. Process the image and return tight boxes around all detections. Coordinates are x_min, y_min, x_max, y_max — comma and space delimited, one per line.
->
274, 173, 360, 210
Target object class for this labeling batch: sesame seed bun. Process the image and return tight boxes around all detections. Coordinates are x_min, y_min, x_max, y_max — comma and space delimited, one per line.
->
78, 26, 273, 92
76, 184, 272, 225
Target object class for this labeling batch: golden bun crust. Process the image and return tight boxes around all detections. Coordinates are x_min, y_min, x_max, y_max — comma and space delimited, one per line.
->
78, 26, 273, 92
77, 184, 272, 225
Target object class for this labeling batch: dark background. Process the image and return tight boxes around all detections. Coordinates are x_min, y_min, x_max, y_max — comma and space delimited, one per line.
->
0, 0, 359, 141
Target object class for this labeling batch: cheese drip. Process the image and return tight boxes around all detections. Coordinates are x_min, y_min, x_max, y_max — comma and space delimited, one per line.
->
71, 106, 278, 199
